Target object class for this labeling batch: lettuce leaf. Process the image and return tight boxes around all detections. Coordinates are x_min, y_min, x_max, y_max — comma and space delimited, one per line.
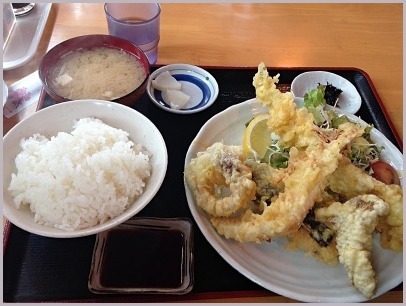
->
303, 85, 326, 108
303, 85, 330, 125
306, 105, 327, 125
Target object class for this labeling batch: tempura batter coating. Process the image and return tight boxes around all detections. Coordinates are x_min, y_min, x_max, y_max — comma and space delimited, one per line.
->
315, 194, 390, 298
210, 122, 363, 242
185, 142, 256, 217
253, 62, 321, 149
244, 159, 283, 207
285, 227, 339, 266
209, 64, 364, 242
328, 158, 403, 251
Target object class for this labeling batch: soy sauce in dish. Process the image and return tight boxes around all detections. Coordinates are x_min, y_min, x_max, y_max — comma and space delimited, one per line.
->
99, 227, 184, 288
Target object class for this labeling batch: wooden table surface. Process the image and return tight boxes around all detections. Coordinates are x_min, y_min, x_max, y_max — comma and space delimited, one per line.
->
2, 3, 403, 303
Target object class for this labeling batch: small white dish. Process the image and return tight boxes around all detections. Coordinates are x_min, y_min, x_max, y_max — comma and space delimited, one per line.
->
147, 64, 219, 114
291, 71, 362, 114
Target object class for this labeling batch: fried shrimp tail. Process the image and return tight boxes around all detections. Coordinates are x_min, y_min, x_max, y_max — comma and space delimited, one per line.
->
185, 142, 256, 217
315, 194, 390, 298
253, 62, 321, 149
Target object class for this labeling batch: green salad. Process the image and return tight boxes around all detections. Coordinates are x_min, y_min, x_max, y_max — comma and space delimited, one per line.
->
258, 83, 384, 174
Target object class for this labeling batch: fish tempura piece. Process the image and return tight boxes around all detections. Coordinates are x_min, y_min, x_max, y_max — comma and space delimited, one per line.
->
315, 194, 390, 298
328, 158, 403, 251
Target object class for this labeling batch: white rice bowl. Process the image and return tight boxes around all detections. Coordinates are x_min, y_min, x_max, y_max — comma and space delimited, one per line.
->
3, 100, 168, 238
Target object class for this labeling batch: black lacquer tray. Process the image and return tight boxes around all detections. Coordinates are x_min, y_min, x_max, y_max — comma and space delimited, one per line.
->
3, 67, 403, 302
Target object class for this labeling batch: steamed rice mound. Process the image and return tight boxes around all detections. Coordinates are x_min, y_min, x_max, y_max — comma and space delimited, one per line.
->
8, 118, 152, 231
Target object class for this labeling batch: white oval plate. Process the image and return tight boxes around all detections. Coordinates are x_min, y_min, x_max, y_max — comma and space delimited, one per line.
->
147, 64, 219, 114
291, 71, 362, 114
184, 98, 402, 302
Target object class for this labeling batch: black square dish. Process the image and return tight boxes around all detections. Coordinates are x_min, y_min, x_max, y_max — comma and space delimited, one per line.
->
88, 217, 194, 294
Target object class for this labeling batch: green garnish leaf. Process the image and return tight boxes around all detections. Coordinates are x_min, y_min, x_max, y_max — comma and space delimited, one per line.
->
363, 124, 374, 141
261, 143, 289, 169
306, 105, 327, 126
303, 85, 326, 108
331, 115, 350, 128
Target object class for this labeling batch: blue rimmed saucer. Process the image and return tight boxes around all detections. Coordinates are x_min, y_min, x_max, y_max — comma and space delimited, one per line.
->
147, 64, 219, 114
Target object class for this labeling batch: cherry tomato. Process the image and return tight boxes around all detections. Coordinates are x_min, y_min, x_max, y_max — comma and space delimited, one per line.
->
370, 161, 400, 185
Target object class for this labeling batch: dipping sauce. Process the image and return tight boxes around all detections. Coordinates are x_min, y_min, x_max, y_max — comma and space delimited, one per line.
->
48, 47, 146, 100
99, 227, 185, 288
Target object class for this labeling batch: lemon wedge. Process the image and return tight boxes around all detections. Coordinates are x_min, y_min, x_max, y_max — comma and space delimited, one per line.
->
242, 113, 273, 160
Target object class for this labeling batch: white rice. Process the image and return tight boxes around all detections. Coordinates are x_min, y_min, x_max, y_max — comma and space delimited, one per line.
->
8, 118, 152, 231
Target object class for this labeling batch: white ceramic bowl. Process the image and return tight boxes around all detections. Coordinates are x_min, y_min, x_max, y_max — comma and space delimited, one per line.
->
291, 71, 362, 114
3, 100, 168, 238
147, 64, 219, 114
